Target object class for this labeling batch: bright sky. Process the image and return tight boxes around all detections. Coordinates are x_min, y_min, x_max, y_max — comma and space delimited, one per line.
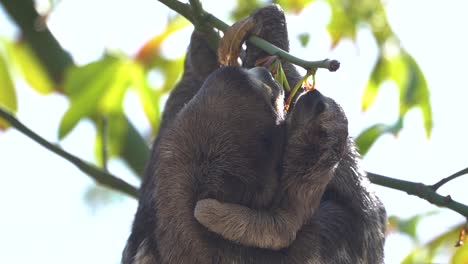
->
0, 0, 467, 263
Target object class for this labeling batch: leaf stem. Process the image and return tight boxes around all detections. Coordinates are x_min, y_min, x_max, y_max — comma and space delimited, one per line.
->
0, 107, 139, 198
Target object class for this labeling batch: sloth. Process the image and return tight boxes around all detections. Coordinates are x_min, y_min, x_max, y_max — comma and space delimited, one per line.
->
122, 4, 386, 264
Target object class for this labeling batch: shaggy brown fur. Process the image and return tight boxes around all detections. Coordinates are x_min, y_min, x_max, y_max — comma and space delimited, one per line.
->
122, 5, 386, 264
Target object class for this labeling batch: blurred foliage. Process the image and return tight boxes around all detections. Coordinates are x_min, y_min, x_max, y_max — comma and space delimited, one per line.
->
0, 49, 16, 130
402, 223, 467, 264
388, 213, 468, 264
0, 0, 454, 262
3, 39, 54, 94
388, 211, 439, 242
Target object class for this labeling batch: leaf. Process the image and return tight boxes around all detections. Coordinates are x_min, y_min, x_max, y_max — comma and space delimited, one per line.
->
399, 52, 432, 137
451, 243, 468, 264
94, 113, 128, 166
4, 40, 54, 94
231, 0, 262, 21
64, 56, 118, 97
361, 56, 387, 111
298, 33, 310, 47
121, 119, 150, 177
93, 114, 150, 178
327, 1, 357, 47
135, 15, 189, 64
403, 224, 462, 263
130, 62, 161, 133
355, 124, 389, 155
154, 56, 185, 93
0, 53, 17, 130
59, 56, 131, 139
390, 212, 439, 241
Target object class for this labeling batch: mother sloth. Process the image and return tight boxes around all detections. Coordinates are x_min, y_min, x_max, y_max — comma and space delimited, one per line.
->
122, 5, 386, 264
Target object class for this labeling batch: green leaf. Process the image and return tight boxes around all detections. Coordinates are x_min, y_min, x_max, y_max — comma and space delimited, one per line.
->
231, 0, 262, 21
327, 1, 357, 47
154, 56, 185, 93
390, 212, 439, 241
403, 224, 462, 263
360, 50, 432, 153
94, 113, 128, 166
129, 62, 161, 133
64, 56, 118, 97
121, 119, 150, 177
4, 40, 54, 94
451, 243, 468, 264
355, 124, 389, 156
0, 53, 17, 130
399, 52, 432, 137
298, 33, 310, 47
94, 114, 150, 178
362, 56, 387, 111
59, 56, 130, 139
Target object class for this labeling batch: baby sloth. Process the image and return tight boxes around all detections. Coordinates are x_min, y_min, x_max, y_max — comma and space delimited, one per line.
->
195, 88, 349, 250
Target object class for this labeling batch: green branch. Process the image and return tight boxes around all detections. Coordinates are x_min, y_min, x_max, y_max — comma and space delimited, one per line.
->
368, 172, 468, 218
158, 0, 340, 71
0, 107, 139, 198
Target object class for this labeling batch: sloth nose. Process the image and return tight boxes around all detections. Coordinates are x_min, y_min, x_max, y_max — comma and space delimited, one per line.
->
247, 67, 273, 82
247, 67, 281, 93
300, 89, 326, 115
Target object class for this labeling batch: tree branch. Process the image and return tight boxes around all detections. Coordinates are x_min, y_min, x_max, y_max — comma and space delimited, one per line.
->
431, 167, 468, 191
0, 107, 139, 198
0, 0, 73, 84
157, 0, 340, 72
368, 172, 468, 218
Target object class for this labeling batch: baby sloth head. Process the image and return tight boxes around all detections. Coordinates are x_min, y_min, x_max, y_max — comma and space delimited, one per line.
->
287, 89, 349, 164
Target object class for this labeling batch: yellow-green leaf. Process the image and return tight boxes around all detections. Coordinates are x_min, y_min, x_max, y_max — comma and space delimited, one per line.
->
327, 1, 357, 47
154, 56, 185, 93
403, 224, 462, 263
130, 62, 161, 133
136, 16, 189, 65
355, 124, 389, 156
362, 56, 387, 111
4, 40, 54, 94
231, 0, 262, 20
94, 113, 128, 166
451, 243, 468, 264
399, 52, 432, 137
59, 56, 129, 139
0, 53, 17, 130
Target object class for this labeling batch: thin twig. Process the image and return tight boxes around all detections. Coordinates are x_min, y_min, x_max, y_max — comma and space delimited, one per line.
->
368, 172, 468, 218
0, 107, 139, 198
431, 167, 468, 191
158, 0, 340, 71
